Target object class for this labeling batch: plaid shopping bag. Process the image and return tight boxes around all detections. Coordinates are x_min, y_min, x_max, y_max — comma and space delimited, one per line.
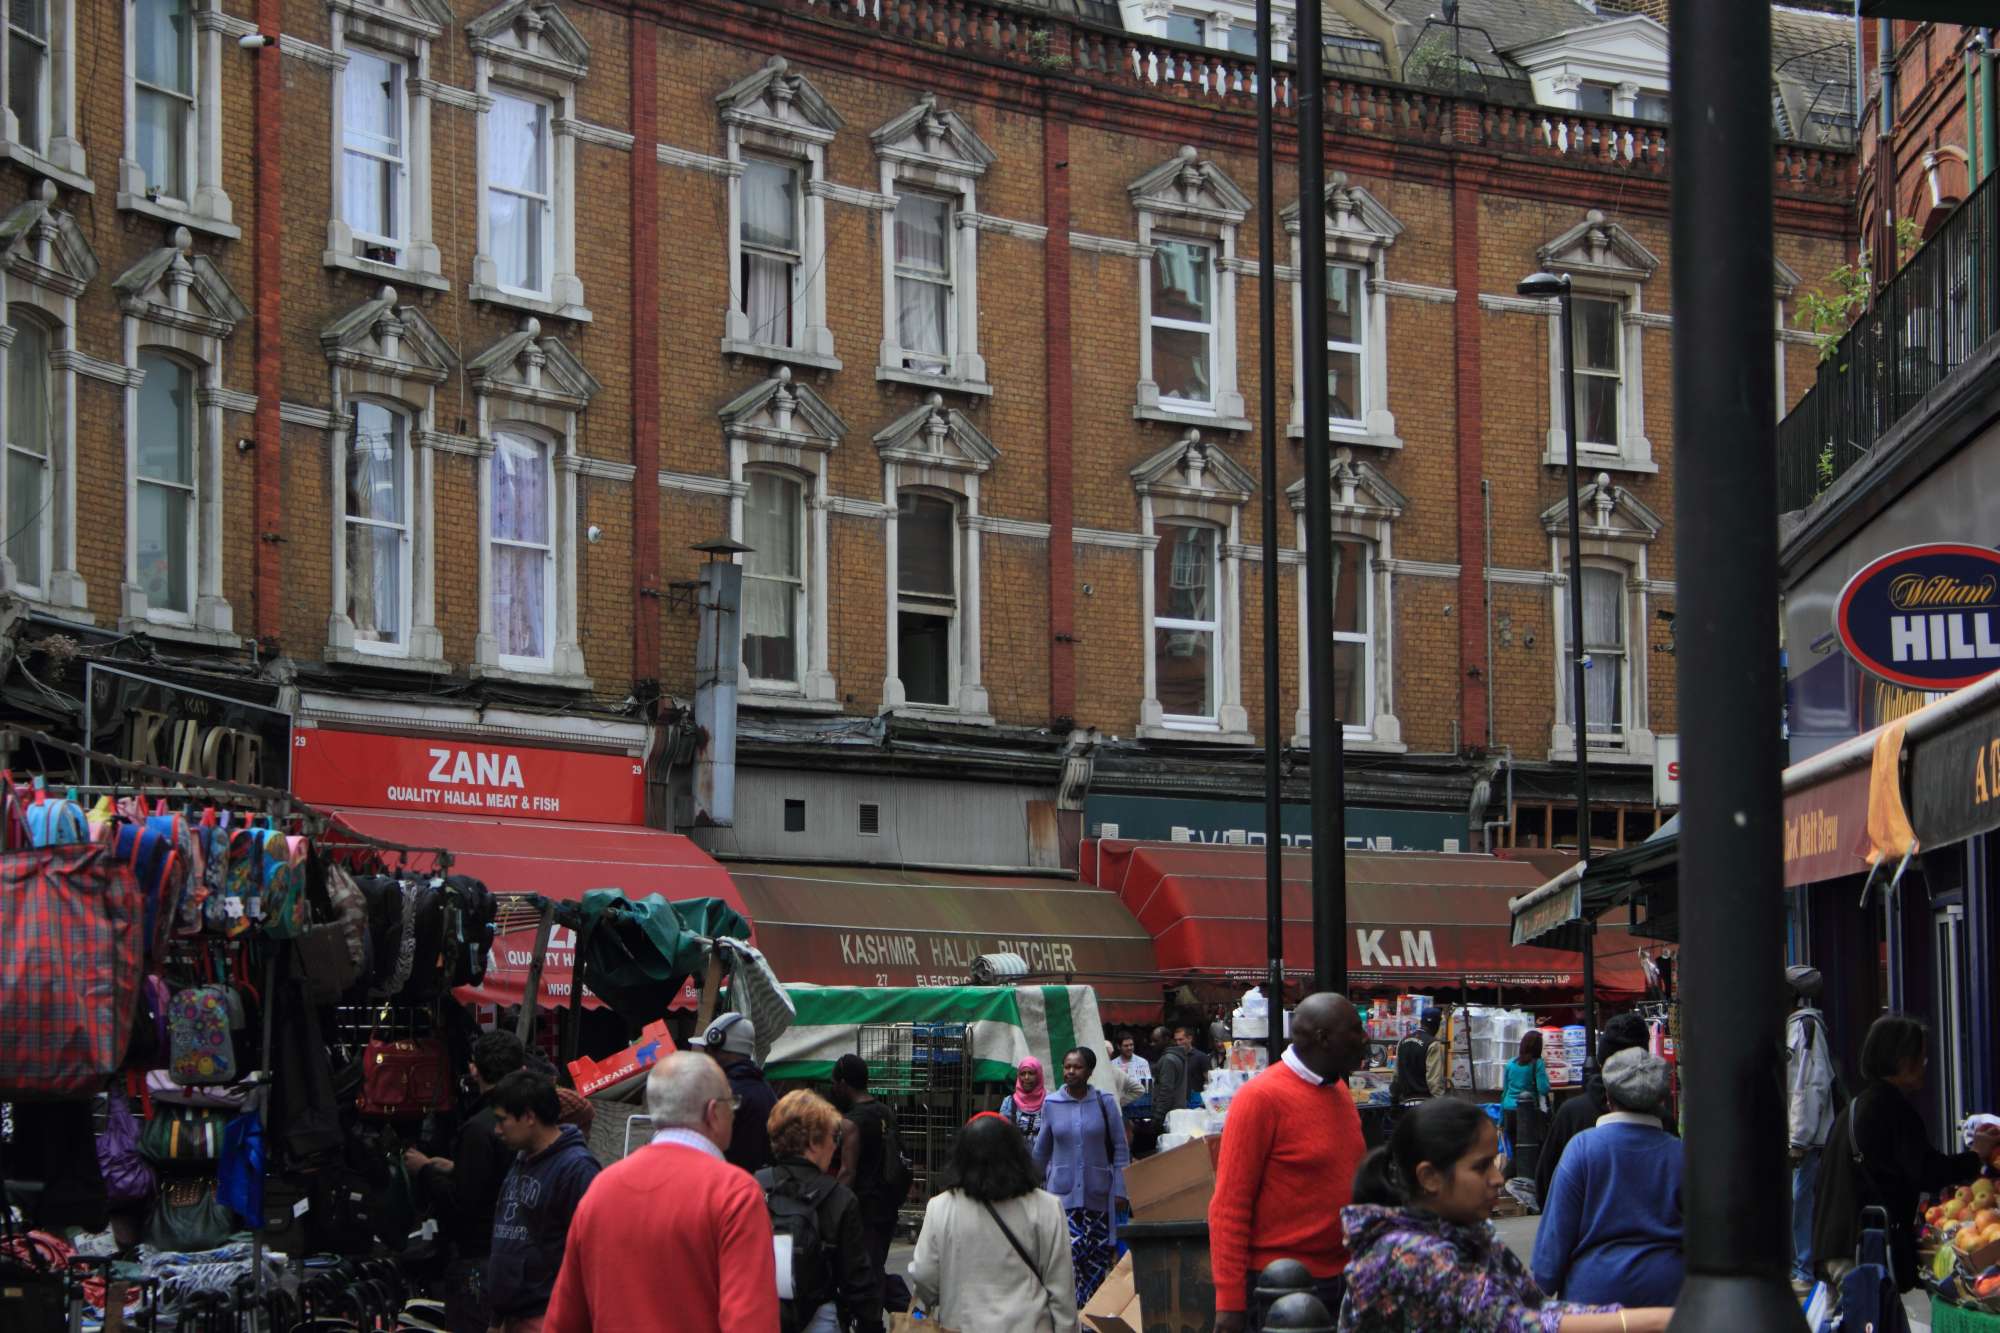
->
0, 843, 144, 1098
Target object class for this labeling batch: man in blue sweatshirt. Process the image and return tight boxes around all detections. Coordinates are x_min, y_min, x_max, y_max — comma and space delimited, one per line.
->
485, 1071, 601, 1333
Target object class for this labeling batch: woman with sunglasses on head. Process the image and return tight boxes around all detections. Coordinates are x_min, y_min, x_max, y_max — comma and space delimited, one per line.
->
1338, 1098, 1673, 1332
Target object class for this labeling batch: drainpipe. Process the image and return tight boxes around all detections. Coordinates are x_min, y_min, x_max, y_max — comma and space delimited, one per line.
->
251, 0, 282, 647
1482, 478, 1494, 750
1966, 37, 1981, 185
1877, 18, 1897, 288
1983, 30, 1997, 184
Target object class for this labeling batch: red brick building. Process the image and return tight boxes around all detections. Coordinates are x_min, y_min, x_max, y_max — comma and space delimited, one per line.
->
0, 0, 1852, 872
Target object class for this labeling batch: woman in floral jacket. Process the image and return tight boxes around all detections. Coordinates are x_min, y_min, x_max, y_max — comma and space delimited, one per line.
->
1338, 1099, 1673, 1333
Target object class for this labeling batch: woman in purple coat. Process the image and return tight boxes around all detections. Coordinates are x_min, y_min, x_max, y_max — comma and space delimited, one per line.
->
1031, 1046, 1130, 1306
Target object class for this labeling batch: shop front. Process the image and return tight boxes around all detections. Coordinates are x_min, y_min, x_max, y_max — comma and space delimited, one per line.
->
291, 715, 750, 1010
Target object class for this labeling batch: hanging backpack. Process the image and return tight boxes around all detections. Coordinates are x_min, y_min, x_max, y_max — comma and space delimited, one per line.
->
261, 833, 309, 939
96, 1093, 157, 1206
168, 984, 245, 1084
755, 1168, 834, 1331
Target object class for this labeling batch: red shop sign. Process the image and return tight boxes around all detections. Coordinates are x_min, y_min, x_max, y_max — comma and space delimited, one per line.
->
293, 728, 645, 825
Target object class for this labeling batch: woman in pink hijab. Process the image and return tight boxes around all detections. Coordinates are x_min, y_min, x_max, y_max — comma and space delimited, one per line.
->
999, 1057, 1049, 1143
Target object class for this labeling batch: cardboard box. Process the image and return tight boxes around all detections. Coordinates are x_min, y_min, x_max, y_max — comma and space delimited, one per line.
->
1082, 1252, 1141, 1333
1125, 1136, 1219, 1223
567, 1019, 677, 1097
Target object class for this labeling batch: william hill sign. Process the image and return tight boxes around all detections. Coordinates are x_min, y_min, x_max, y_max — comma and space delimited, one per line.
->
1836, 544, 2000, 692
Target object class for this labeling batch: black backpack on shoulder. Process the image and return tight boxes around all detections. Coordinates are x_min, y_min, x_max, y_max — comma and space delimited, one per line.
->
755, 1169, 833, 1332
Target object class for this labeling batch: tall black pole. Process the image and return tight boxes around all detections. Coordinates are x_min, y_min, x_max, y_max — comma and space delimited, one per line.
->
1296, 0, 1345, 994
1556, 284, 1597, 1061
1668, 2, 1800, 1327
1255, 0, 1284, 1067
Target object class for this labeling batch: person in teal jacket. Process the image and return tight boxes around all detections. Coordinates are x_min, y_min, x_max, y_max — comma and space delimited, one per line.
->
1500, 1030, 1551, 1182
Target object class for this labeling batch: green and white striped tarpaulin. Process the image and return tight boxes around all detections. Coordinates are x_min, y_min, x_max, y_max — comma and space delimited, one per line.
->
763, 984, 1118, 1093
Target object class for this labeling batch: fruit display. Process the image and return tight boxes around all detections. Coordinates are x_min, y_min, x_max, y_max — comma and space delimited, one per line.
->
1926, 1177, 2000, 1314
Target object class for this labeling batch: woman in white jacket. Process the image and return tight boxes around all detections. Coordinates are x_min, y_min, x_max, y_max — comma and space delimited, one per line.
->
909, 1112, 1080, 1333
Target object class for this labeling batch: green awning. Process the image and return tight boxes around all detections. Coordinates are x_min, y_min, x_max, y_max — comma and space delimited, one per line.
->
1509, 826, 1681, 952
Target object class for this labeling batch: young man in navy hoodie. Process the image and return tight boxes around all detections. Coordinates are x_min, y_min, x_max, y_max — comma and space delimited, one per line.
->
485, 1071, 601, 1333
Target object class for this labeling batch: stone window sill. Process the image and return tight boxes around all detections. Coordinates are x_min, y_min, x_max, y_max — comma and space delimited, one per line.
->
121, 617, 241, 650
741, 691, 843, 715
470, 663, 595, 691
1289, 424, 1403, 450
326, 646, 452, 675
469, 284, 592, 325
875, 366, 993, 398
1138, 723, 1256, 746
722, 340, 843, 376
1135, 404, 1252, 433
325, 250, 451, 293
6, 143, 93, 195
116, 194, 240, 242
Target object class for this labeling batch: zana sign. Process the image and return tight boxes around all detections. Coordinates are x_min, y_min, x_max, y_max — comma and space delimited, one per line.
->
1836, 544, 2000, 691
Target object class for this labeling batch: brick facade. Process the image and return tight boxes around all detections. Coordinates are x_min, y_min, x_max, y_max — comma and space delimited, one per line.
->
0, 0, 1852, 846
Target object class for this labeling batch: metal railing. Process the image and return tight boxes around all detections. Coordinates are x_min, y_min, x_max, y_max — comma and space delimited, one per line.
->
1778, 172, 2000, 513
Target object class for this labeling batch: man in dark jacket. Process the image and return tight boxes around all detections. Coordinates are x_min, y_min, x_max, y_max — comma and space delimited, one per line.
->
1151, 1026, 1190, 1135
1390, 1010, 1441, 1106
1533, 1012, 1650, 1210
406, 1031, 528, 1333
830, 1053, 903, 1312
695, 1012, 778, 1174
486, 1071, 601, 1333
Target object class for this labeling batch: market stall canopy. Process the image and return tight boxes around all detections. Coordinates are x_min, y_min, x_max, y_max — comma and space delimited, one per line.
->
725, 863, 1161, 1024
763, 984, 1120, 1095
1509, 819, 1681, 953
1086, 841, 1648, 996
327, 808, 751, 1010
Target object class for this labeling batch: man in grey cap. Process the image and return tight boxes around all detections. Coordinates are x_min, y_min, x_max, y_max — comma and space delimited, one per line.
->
693, 1011, 777, 1173
1786, 965, 1836, 1291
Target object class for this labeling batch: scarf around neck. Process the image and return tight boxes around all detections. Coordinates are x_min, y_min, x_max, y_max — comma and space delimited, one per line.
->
1012, 1058, 1048, 1114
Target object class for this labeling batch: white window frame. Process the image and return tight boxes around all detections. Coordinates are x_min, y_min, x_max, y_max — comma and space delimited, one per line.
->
872, 93, 995, 396
1329, 536, 1375, 734
341, 51, 409, 260
742, 465, 809, 692
1153, 520, 1223, 726
114, 228, 244, 644
468, 0, 588, 322
323, 284, 453, 671
1134, 428, 1254, 742
341, 398, 415, 657
3, 311, 54, 599
1543, 472, 1662, 764
1288, 449, 1405, 750
1535, 210, 1659, 474
1148, 236, 1219, 415
890, 192, 955, 375
119, 0, 233, 239
467, 315, 597, 687
1569, 292, 1625, 452
1573, 562, 1627, 739
738, 154, 804, 351
1132, 147, 1249, 431
721, 366, 845, 709
720, 57, 842, 373
0, 185, 94, 615
875, 393, 996, 721
325, 4, 448, 290
892, 489, 961, 709
1324, 261, 1367, 427
4, 0, 81, 186
488, 427, 555, 672
132, 348, 198, 621
484, 90, 555, 302
1285, 173, 1402, 448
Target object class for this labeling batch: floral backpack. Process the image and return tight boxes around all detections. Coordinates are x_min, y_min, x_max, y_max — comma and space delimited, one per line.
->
168, 984, 245, 1085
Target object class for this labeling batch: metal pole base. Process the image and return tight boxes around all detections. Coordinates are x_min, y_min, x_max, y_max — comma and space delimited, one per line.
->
1666, 1273, 1810, 1332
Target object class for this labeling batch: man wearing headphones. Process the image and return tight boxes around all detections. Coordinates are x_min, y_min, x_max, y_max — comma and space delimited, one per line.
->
693, 1012, 778, 1174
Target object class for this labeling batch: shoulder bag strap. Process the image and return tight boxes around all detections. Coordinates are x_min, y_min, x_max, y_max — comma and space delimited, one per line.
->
981, 1197, 1046, 1286
1099, 1089, 1119, 1156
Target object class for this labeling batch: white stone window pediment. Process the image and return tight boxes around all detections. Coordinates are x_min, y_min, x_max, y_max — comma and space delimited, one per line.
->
719, 366, 848, 461
1286, 172, 1402, 448
874, 95, 993, 394
716, 56, 843, 145
1537, 208, 1658, 284
466, 0, 589, 83
321, 284, 457, 385
332, 0, 452, 47
1130, 145, 1251, 228
113, 226, 247, 341
1, 182, 97, 300
1131, 428, 1255, 509
1285, 448, 1405, 520
873, 393, 997, 479
1773, 256, 1803, 299
1539, 471, 1662, 544
466, 316, 600, 422
1134, 150, 1249, 430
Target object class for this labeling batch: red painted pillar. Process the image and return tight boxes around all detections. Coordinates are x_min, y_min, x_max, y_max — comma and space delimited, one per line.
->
1043, 104, 1076, 724
630, 16, 662, 689
252, 0, 282, 646
1451, 148, 1490, 749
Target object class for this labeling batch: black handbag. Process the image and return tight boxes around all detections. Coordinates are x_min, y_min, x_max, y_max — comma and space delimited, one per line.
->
144, 1176, 237, 1252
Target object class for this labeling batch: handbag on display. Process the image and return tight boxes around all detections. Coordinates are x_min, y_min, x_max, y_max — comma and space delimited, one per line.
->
356, 1017, 453, 1119
145, 1069, 249, 1110
168, 984, 245, 1084
294, 922, 365, 1003
96, 1093, 158, 1207
140, 1104, 230, 1164
0, 843, 144, 1099
144, 1176, 238, 1253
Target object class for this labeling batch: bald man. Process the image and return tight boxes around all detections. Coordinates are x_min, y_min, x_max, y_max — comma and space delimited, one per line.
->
1208, 992, 1371, 1331
544, 1053, 778, 1333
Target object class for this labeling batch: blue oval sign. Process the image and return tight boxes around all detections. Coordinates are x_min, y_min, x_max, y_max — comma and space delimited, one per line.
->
1836, 543, 2000, 691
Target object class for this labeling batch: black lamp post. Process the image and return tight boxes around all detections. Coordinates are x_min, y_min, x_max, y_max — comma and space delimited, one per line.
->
1515, 269, 1596, 1060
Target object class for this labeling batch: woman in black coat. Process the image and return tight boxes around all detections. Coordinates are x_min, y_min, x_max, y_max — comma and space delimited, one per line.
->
1815, 1014, 2000, 1290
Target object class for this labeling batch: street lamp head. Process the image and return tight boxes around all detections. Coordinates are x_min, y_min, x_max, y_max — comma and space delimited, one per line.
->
1516, 271, 1571, 298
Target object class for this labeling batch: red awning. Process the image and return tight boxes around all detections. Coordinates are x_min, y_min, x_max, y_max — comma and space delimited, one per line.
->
328, 809, 750, 1011
727, 863, 1162, 1025
1085, 840, 1648, 997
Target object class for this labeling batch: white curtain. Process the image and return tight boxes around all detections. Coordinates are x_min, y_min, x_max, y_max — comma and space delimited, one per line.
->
345, 403, 404, 644
895, 196, 950, 364
342, 50, 400, 241
1580, 567, 1623, 731
492, 434, 549, 660
741, 161, 797, 346
487, 96, 545, 291
133, 0, 190, 198
6, 318, 49, 586
743, 472, 800, 681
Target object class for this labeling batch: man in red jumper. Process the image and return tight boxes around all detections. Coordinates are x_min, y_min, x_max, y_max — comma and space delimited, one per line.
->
543, 1052, 778, 1333
1210, 991, 1371, 1332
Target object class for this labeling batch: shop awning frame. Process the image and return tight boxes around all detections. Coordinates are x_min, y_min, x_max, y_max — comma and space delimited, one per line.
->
1509, 826, 1681, 952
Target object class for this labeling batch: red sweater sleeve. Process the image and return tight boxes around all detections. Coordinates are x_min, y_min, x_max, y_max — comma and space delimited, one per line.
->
1208, 1078, 1277, 1312
542, 1187, 593, 1333
717, 1172, 782, 1330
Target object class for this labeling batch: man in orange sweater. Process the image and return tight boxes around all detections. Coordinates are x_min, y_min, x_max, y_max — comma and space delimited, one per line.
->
1210, 991, 1371, 1332
543, 1052, 778, 1333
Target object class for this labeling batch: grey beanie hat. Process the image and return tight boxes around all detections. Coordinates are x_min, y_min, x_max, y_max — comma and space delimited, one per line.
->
1602, 1048, 1671, 1115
